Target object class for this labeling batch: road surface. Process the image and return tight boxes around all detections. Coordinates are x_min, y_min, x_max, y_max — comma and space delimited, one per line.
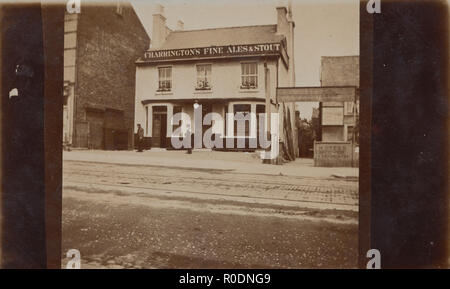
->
62, 155, 358, 269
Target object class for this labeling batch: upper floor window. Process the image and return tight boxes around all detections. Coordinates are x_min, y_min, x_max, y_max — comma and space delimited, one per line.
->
241, 62, 258, 89
158, 66, 172, 91
196, 64, 211, 90
344, 101, 360, 115
344, 102, 354, 114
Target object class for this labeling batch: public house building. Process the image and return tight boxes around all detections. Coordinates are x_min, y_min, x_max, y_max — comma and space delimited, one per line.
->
134, 5, 296, 151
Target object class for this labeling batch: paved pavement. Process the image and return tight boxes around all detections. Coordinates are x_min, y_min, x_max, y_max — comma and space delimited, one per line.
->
64, 149, 359, 179
62, 150, 359, 268
64, 150, 358, 211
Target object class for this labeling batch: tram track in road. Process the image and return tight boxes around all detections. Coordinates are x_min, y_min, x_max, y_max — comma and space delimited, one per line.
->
64, 169, 357, 201
63, 161, 358, 208
63, 161, 358, 191
63, 179, 358, 223
64, 179, 358, 208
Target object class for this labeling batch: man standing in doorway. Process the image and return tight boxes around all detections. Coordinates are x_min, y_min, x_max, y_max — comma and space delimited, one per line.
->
136, 123, 144, 152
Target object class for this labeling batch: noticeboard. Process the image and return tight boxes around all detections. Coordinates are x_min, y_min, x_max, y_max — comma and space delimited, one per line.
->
322, 107, 344, 125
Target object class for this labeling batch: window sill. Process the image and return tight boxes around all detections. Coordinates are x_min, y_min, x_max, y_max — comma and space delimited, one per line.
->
239, 88, 260, 93
194, 89, 213, 95
155, 91, 173, 96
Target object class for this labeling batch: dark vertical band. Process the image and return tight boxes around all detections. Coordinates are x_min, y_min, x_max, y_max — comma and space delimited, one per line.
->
359, 0, 373, 269
369, 0, 449, 268
1, 3, 63, 269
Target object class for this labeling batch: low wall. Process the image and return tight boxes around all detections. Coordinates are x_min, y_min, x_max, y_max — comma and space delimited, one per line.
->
314, 141, 359, 167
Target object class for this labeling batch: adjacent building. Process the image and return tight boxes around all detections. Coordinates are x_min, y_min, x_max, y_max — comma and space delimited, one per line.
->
134, 5, 296, 151
320, 56, 359, 143
63, 2, 150, 150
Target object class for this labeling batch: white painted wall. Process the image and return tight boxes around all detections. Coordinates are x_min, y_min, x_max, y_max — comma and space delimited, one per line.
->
135, 58, 279, 134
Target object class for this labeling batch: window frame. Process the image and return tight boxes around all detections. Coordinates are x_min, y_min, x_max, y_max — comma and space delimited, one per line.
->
195, 64, 212, 90
157, 66, 172, 92
240, 62, 258, 89
233, 104, 252, 137
344, 101, 354, 115
172, 106, 183, 137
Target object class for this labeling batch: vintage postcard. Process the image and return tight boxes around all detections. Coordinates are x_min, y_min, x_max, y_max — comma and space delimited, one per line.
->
0, 0, 448, 274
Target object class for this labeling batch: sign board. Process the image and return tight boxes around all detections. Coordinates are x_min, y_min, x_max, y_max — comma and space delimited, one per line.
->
322, 107, 344, 125
277, 86, 357, 102
314, 141, 357, 167
141, 43, 282, 62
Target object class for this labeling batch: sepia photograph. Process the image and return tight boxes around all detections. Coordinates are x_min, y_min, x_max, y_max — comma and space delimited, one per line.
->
0, 0, 448, 274
58, 0, 360, 269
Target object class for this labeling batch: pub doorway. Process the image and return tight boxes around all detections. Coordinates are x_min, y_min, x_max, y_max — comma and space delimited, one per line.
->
152, 106, 167, 148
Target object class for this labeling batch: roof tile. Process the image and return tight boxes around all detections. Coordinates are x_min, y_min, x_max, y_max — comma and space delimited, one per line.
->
152, 24, 284, 50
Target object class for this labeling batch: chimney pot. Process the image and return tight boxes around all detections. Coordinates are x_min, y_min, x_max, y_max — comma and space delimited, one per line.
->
176, 20, 184, 31
152, 4, 168, 49
154, 4, 164, 16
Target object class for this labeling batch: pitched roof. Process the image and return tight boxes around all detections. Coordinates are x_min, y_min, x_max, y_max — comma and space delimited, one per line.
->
153, 24, 284, 50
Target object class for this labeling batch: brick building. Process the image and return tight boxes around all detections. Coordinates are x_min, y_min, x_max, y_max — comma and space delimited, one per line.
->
63, 2, 150, 150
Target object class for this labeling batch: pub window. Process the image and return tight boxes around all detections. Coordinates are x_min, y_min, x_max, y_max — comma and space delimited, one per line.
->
196, 64, 211, 90
172, 106, 183, 136
158, 66, 172, 91
256, 104, 265, 137
241, 62, 258, 89
233, 104, 251, 137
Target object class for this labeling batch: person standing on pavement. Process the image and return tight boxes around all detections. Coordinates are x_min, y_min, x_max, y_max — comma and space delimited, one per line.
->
185, 124, 192, 154
136, 123, 144, 152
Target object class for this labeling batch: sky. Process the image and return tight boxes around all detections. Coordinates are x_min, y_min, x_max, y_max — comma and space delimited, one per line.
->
131, 0, 359, 119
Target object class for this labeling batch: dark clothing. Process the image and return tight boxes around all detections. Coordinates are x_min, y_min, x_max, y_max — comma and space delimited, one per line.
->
137, 127, 144, 152
137, 127, 144, 138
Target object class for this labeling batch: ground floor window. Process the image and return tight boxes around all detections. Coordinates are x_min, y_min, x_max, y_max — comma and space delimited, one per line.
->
172, 105, 183, 136
233, 104, 251, 137
256, 104, 265, 137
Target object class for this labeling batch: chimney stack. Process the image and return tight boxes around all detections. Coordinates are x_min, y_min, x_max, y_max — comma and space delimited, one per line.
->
287, 0, 293, 21
275, 6, 295, 86
276, 6, 288, 35
152, 4, 167, 49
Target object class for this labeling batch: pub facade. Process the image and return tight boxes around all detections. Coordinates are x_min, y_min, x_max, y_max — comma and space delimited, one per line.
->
134, 5, 296, 151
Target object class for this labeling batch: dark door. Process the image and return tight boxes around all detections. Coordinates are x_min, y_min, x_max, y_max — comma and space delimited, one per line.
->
152, 114, 162, 148
152, 106, 167, 148
160, 115, 167, 148
86, 110, 104, 149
